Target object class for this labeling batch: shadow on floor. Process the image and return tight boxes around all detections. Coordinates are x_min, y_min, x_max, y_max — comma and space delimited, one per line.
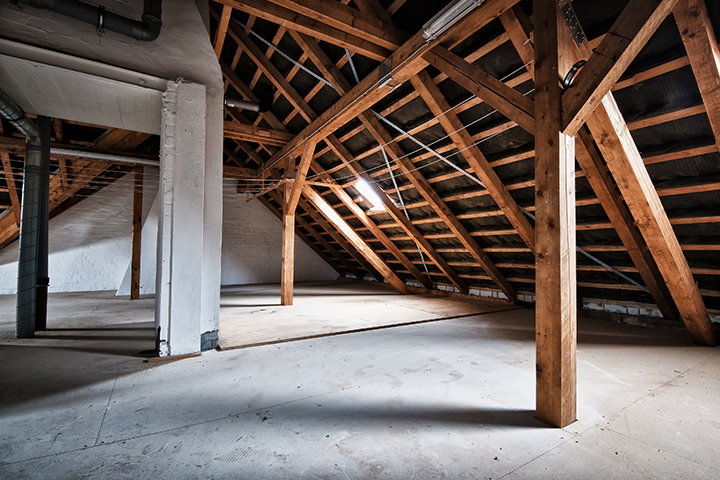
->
0, 321, 158, 409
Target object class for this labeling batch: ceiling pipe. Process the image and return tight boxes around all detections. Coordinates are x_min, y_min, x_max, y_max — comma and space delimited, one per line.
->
224, 96, 272, 113
52, 147, 160, 168
12, 0, 162, 42
0, 85, 45, 339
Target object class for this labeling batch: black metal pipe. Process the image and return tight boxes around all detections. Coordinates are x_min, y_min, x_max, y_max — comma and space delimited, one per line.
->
16, 0, 162, 41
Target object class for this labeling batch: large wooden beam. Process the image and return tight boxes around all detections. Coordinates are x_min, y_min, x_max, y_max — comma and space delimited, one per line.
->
216, 0, 391, 61
585, 94, 717, 346
131, 166, 143, 300
423, 47, 536, 134
502, 9, 679, 321
575, 130, 678, 320
674, 0, 720, 147
223, 121, 295, 147
281, 180, 296, 305
562, 0, 680, 136
410, 70, 536, 254
304, 186, 411, 294
533, 0, 577, 428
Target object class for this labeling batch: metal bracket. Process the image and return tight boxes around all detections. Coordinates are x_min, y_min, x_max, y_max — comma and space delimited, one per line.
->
558, 0, 584, 47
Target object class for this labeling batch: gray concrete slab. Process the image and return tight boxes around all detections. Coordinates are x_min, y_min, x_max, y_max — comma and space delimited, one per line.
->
1, 282, 719, 479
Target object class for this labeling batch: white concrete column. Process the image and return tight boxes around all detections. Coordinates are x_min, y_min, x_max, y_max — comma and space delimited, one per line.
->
156, 79, 206, 357
199, 77, 223, 351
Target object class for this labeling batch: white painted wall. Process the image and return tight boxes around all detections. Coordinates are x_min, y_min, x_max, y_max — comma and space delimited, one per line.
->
0, 175, 337, 294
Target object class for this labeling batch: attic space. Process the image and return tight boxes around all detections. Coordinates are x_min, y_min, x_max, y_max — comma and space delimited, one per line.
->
1, 0, 720, 478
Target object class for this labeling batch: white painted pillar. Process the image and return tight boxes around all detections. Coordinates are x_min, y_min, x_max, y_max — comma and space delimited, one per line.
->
199, 77, 223, 351
156, 79, 206, 357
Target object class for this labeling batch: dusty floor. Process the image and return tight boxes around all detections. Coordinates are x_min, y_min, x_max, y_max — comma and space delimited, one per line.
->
1, 281, 719, 479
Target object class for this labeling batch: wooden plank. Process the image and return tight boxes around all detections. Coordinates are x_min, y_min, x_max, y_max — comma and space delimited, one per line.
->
261, 0, 408, 50
223, 121, 294, 146
562, 0, 680, 136
215, 0, 391, 61
281, 180, 296, 305
304, 185, 411, 294
424, 47, 536, 134
576, 129, 678, 320
1, 152, 20, 225
214, 5, 233, 59
410, 70, 536, 254
220, 61, 287, 132
131, 166, 143, 300
533, 0, 577, 428
674, 0, 720, 148
626, 104, 705, 131
585, 94, 717, 346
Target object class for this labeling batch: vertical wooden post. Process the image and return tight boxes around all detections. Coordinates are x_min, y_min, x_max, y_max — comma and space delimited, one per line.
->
131, 166, 143, 300
533, 0, 577, 428
281, 179, 295, 306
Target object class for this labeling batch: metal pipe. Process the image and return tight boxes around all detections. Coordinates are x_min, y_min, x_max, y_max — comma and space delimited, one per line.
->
15, 0, 162, 42
0, 85, 42, 338
35, 116, 52, 332
51, 148, 160, 168
224, 97, 260, 113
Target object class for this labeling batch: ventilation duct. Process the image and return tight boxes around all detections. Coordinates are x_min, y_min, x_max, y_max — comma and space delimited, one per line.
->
0, 85, 48, 338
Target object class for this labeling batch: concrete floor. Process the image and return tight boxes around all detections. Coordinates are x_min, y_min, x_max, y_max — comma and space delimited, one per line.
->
1, 281, 719, 479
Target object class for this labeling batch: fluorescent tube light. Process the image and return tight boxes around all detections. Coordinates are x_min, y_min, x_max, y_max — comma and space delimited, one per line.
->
422, 0, 486, 41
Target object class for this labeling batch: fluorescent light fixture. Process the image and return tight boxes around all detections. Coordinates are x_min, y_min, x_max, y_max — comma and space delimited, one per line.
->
355, 179, 385, 211
422, 0, 486, 41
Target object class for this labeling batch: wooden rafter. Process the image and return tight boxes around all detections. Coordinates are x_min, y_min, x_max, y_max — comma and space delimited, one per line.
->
409, 70, 536, 254
213, 5, 233, 59
215, 0, 390, 61
258, 0, 407, 51
585, 94, 717, 346
562, 0, 680, 136
262, 193, 348, 276
674, 0, 720, 147
360, 111, 517, 301
223, 121, 294, 147
424, 47, 536, 134
500, 11, 680, 321
303, 185, 411, 294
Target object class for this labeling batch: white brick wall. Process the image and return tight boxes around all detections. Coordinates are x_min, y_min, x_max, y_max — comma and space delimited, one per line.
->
0, 174, 337, 294
221, 182, 338, 285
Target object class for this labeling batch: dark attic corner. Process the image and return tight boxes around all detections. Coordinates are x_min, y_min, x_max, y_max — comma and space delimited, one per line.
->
1, 0, 720, 477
